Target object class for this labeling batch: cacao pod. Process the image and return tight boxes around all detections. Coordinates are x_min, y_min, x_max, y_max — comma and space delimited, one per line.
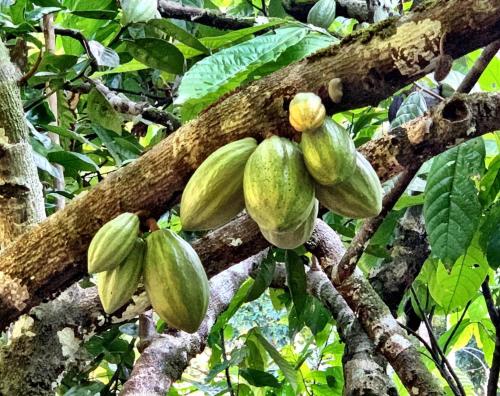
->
88, 212, 140, 273
316, 152, 382, 218
289, 92, 326, 133
244, 136, 315, 232
300, 118, 356, 186
97, 238, 145, 314
181, 137, 258, 231
144, 229, 209, 333
260, 199, 318, 249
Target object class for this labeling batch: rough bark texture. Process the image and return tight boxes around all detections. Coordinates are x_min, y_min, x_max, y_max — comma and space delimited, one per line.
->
308, 220, 444, 395
121, 253, 266, 395
369, 206, 428, 313
0, 40, 45, 247
307, 269, 398, 396
1, 0, 499, 329
0, 213, 268, 394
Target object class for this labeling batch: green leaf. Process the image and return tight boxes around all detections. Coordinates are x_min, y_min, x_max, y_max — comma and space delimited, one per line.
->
91, 59, 148, 77
70, 10, 118, 19
121, 0, 159, 24
240, 368, 280, 388
479, 154, 500, 206
87, 88, 122, 134
148, 19, 209, 54
249, 328, 299, 392
390, 91, 427, 129
424, 139, 484, 267
486, 225, 500, 269
47, 151, 99, 173
175, 26, 308, 121
126, 38, 184, 74
245, 251, 276, 302
428, 242, 489, 313
37, 124, 98, 148
285, 251, 308, 320
307, 0, 336, 29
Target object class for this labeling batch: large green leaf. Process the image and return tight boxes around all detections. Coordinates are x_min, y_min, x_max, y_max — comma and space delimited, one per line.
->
424, 139, 485, 267
479, 154, 500, 206
148, 19, 209, 54
126, 38, 184, 74
249, 328, 299, 392
486, 225, 500, 269
87, 88, 122, 134
175, 26, 308, 121
390, 91, 427, 129
429, 242, 489, 313
47, 151, 99, 173
245, 250, 276, 302
285, 251, 308, 320
240, 368, 280, 388
121, 0, 159, 24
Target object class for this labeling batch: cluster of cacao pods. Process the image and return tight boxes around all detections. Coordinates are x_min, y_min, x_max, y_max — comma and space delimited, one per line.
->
87, 213, 209, 333
180, 93, 382, 250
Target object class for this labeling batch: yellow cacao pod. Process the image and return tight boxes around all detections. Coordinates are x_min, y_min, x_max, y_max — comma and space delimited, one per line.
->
289, 92, 326, 132
97, 238, 145, 314
316, 152, 382, 218
181, 137, 258, 231
260, 199, 318, 249
144, 229, 209, 333
243, 136, 315, 232
88, 212, 140, 273
300, 118, 356, 186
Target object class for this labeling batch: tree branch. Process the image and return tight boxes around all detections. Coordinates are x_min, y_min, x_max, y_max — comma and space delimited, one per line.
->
481, 277, 500, 396
0, 0, 499, 329
307, 220, 444, 395
158, 0, 255, 30
457, 40, 500, 94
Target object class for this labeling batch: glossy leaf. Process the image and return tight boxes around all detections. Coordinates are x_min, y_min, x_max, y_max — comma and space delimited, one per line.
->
245, 250, 276, 302
121, 0, 159, 24
126, 38, 184, 74
390, 91, 428, 129
87, 88, 122, 134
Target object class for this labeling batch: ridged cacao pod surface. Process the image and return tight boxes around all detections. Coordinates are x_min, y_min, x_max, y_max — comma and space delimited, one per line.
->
181, 137, 258, 231
144, 229, 209, 333
97, 238, 145, 314
316, 152, 382, 218
243, 136, 315, 232
88, 212, 140, 273
260, 199, 318, 249
300, 118, 356, 186
289, 92, 326, 132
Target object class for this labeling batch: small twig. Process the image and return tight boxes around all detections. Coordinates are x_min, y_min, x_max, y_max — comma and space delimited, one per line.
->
18, 49, 43, 86
414, 82, 444, 101
457, 40, 500, 94
220, 330, 235, 396
411, 287, 466, 396
333, 167, 419, 283
442, 300, 472, 354
481, 277, 500, 396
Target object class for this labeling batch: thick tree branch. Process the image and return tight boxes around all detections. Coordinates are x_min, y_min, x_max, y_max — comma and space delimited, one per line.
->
457, 40, 500, 94
121, 253, 266, 395
308, 220, 444, 395
0, 0, 499, 328
158, 0, 255, 30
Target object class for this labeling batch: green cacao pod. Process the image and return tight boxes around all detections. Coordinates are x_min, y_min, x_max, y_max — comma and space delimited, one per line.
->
300, 118, 356, 186
289, 92, 326, 133
97, 238, 145, 314
144, 229, 209, 333
88, 212, 140, 273
181, 137, 258, 231
316, 152, 382, 218
260, 199, 318, 249
244, 136, 315, 232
